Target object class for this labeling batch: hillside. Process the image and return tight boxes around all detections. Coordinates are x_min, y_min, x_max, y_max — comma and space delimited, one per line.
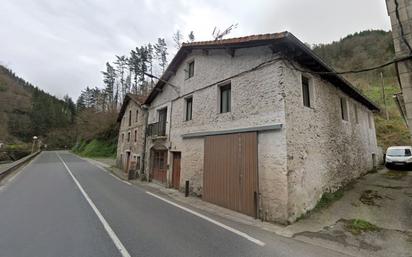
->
0, 65, 76, 148
312, 30, 410, 149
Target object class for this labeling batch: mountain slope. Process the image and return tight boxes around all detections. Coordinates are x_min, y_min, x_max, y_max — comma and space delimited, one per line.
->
0, 65, 75, 146
312, 30, 410, 148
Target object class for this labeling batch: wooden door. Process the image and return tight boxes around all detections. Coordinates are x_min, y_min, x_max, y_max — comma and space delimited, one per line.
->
125, 152, 131, 174
152, 150, 167, 184
203, 132, 258, 217
172, 152, 181, 189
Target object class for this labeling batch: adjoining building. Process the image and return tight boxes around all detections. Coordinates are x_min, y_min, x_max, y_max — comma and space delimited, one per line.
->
116, 94, 147, 178
117, 32, 380, 223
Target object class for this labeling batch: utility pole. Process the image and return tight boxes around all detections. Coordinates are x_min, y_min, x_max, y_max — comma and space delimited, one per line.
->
380, 72, 389, 120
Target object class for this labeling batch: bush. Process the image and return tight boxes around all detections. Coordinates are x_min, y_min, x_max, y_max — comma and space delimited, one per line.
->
73, 139, 116, 158
345, 219, 380, 235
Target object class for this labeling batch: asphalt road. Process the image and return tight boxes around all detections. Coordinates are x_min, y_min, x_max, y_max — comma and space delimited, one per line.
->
0, 151, 350, 257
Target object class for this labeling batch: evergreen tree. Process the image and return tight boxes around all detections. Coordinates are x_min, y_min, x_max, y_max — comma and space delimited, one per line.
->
173, 30, 183, 50
154, 38, 168, 73
101, 62, 116, 109
114, 55, 128, 102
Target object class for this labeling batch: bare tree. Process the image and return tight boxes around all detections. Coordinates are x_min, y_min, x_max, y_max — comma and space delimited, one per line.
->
212, 24, 238, 40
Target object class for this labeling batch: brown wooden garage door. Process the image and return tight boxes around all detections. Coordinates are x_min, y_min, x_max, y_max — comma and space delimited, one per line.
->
203, 132, 258, 217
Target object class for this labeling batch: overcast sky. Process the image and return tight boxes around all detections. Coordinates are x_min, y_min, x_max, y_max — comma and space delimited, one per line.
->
0, 0, 391, 100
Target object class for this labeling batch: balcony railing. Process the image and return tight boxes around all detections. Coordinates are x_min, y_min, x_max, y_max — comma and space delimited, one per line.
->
147, 121, 166, 137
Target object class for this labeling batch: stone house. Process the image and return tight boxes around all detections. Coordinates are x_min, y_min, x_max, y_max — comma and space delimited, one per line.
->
117, 32, 380, 223
116, 94, 146, 177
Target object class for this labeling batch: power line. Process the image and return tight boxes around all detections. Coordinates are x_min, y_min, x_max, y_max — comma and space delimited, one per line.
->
284, 54, 412, 75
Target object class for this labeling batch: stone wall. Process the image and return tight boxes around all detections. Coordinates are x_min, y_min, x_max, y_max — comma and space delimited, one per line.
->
146, 46, 289, 221
117, 100, 146, 173
283, 64, 379, 222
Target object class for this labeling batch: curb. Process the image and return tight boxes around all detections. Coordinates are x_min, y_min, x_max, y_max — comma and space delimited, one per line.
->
0, 151, 41, 181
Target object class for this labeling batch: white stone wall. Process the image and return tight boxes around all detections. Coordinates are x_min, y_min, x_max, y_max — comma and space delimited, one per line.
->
143, 45, 379, 224
146, 46, 289, 221
117, 101, 146, 172
283, 64, 379, 222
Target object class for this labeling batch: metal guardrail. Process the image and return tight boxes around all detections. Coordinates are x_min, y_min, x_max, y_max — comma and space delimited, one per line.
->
147, 122, 166, 137
0, 151, 41, 181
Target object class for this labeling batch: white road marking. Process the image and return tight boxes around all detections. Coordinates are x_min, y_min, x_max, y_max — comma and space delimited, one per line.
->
56, 153, 132, 257
145, 191, 266, 247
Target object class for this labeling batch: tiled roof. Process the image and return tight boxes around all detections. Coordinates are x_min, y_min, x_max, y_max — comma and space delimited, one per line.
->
117, 93, 147, 122
181, 32, 287, 47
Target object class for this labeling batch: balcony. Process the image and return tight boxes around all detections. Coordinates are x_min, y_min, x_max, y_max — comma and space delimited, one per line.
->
147, 121, 167, 138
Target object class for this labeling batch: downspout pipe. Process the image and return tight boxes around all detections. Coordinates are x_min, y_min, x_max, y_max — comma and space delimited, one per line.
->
141, 104, 149, 179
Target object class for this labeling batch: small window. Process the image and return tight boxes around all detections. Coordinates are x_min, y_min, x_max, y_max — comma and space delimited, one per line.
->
135, 110, 139, 123
354, 104, 359, 124
121, 133, 124, 142
220, 83, 231, 113
185, 97, 193, 121
127, 131, 131, 142
302, 76, 311, 108
340, 97, 348, 121
136, 156, 141, 171
187, 60, 195, 79
134, 130, 137, 142
128, 110, 132, 126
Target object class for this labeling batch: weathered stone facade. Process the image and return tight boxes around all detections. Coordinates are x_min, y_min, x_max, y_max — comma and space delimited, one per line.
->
283, 64, 378, 222
118, 33, 379, 223
117, 95, 146, 175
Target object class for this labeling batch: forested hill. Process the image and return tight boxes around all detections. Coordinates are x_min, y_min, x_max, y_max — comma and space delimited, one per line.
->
0, 65, 76, 147
313, 30, 410, 148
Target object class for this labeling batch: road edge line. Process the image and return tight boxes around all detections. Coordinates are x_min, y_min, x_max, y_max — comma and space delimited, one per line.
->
145, 191, 266, 247
56, 153, 132, 257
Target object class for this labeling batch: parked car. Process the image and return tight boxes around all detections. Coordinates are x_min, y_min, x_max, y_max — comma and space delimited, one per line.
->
385, 146, 412, 168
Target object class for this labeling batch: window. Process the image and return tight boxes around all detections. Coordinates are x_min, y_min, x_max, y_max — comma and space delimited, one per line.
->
128, 110, 132, 126
121, 133, 124, 142
340, 97, 348, 121
158, 108, 167, 136
387, 148, 412, 157
220, 83, 231, 113
136, 156, 141, 171
186, 60, 195, 79
134, 130, 137, 142
185, 97, 193, 121
135, 110, 139, 123
354, 104, 359, 124
127, 131, 131, 142
302, 75, 311, 107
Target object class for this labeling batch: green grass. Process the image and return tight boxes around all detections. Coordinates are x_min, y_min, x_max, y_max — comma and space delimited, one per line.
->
383, 170, 407, 180
345, 219, 380, 235
315, 189, 345, 210
296, 187, 346, 221
72, 139, 116, 158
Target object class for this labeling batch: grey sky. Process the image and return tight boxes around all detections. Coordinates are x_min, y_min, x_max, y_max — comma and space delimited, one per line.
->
0, 0, 391, 100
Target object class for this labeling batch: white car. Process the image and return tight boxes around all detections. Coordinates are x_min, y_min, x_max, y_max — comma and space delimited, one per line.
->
385, 146, 412, 167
